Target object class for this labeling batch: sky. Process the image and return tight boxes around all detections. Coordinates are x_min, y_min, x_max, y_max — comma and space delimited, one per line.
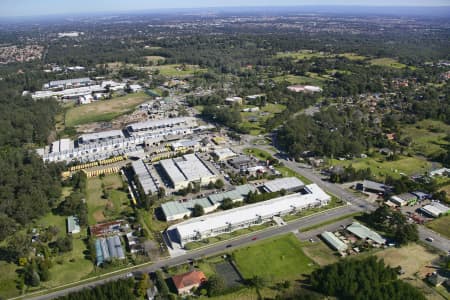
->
1, 0, 449, 17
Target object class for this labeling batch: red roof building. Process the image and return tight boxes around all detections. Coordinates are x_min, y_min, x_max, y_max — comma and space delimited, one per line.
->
171, 270, 207, 295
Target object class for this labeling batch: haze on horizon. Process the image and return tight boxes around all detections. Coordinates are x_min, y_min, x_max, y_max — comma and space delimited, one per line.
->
1, 0, 450, 17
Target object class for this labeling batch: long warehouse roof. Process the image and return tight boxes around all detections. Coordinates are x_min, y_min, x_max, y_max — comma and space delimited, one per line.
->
172, 184, 330, 238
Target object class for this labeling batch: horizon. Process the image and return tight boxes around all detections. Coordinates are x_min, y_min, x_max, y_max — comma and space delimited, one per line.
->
1, 1, 450, 18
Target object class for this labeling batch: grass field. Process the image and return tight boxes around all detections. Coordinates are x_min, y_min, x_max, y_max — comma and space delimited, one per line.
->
65, 92, 151, 127
275, 50, 333, 60
233, 234, 316, 281
302, 241, 339, 266
43, 238, 93, 288
426, 215, 450, 239
144, 55, 166, 63
273, 74, 326, 87
330, 154, 432, 180
338, 53, 367, 60
35, 212, 68, 238
401, 119, 450, 158
0, 261, 20, 299
86, 174, 129, 225
240, 103, 286, 135
369, 57, 407, 69
149, 64, 206, 77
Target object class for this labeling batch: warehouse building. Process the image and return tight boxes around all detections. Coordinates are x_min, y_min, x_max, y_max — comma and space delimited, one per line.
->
45, 77, 93, 89
395, 193, 418, 206
126, 117, 197, 137
131, 160, 159, 195
159, 154, 218, 190
262, 177, 305, 193
321, 231, 348, 252
167, 184, 330, 246
346, 222, 386, 245
78, 130, 124, 144
213, 148, 237, 161
161, 184, 256, 221
421, 202, 450, 218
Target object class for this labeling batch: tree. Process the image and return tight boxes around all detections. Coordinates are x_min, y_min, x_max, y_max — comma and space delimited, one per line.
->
220, 198, 234, 210
214, 179, 224, 189
52, 236, 73, 253
136, 273, 150, 297
155, 270, 169, 296
205, 274, 226, 297
192, 204, 205, 217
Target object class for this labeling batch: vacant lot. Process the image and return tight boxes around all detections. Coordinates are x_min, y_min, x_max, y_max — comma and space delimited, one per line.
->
369, 57, 407, 69
65, 92, 150, 127
273, 74, 326, 87
330, 154, 432, 180
426, 215, 450, 239
86, 174, 130, 225
375, 243, 446, 300
401, 119, 450, 158
148, 64, 206, 77
233, 234, 316, 282
302, 241, 339, 266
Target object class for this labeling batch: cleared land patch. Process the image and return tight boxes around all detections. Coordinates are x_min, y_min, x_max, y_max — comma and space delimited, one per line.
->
65, 92, 151, 127
233, 234, 316, 281
426, 215, 450, 239
369, 57, 407, 69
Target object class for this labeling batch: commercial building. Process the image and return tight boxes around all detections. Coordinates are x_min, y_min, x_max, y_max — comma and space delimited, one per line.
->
95, 235, 125, 265
225, 96, 243, 105
132, 160, 159, 195
159, 154, 218, 190
45, 77, 93, 90
213, 148, 237, 161
356, 180, 392, 195
346, 222, 386, 245
395, 193, 418, 206
321, 231, 348, 252
170, 139, 201, 152
287, 85, 322, 93
421, 202, 450, 218
161, 184, 256, 221
262, 177, 304, 193
168, 184, 330, 246
67, 216, 81, 234
171, 271, 207, 295
390, 196, 407, 207
229, 155, 253, 170
126, 117, 197, 137
429, 168, 450, 177
78, 130, 124, 144
32, 84, 105, 100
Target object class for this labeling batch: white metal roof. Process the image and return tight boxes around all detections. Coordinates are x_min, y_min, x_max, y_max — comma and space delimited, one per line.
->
263, 177, 304, 192
160, 158, 186, 184
79, 130, 124, 143
128, 117, 195, 131
132, 160, 158, 194
171, 184, 330, 239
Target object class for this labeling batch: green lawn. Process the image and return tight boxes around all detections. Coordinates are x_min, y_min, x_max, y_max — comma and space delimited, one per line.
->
233, 234, 316, 281
65, 92, 151, 127
0, 261, 20, 299
369, 57, 407, 69
148, 64, 206, 77
301, 241, 339, 266
243, 147, 272, 161
401, 119, 450, 158
240, 103, 286, 135
330, 154, 432, 180
338, 53, 367, 60
273, 74, 325, 87
274, 50, 333, 60
43, 238, 94, 288
426, 215, 450, 239
34, 212, 68, 238
86, 174, 129, 225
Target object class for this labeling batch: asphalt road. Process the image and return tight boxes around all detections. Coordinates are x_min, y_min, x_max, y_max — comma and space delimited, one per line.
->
26, 205, 360, 300
23, 141, 449, 300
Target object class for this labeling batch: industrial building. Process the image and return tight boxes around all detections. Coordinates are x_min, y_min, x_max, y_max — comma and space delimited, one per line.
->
95, 235, 125, 265
262, 177, 304, 193
67, 216, 81, 234
32, 85, 105, 100
346, 222, 386, 245
395, 193, 418, 206
421, 202, 450, 218
321, 231, 348, 252
159, 154, 218, 190
126, 117, 197, 137
167, 184, 330, 246
45, 77, 93, 89
161, 184, 256, 221
213, 148, 237, 161
131, 160, 159, 195
78, 130, 124, 144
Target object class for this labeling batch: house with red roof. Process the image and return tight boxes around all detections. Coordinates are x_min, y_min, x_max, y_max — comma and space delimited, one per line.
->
171, 270, 207, 295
